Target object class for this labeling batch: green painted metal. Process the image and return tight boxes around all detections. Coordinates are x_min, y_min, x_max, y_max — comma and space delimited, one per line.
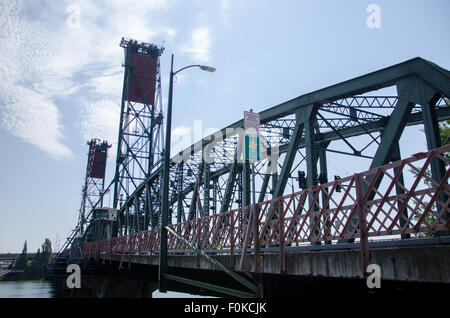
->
271, 106, 312, 201
319, 141, 331, 244
159, 53, 175, 293
75, 57, 450, 258
244, 136, 261, 161
65, 58, 450, 269
133, 196, 140, 233
391, 143, 410, 239
305, 110, 321, 244
165, 226, 258, 294
144, 184, 151, 230
177, 163, 184, 223
369, 99, 414, 169
114, 104, 450, 226
150, 58, 449, 176
164, 274, 257, 298
422, 96, 448, 223
112, 44, 131, 210
113, 40, 164, 219
203, 162, 211, 217
366, 78, 437, 197
188, 163, 203, 220
220, 155, 239, 213
242, 160, 251, 208
258, 169, 271, 203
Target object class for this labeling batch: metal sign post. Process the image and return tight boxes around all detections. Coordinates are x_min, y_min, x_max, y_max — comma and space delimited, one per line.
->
244, 111, 260, 274
244, 111, 261, 161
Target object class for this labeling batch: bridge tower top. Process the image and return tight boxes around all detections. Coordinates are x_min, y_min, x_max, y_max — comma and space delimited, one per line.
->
77, 138, 111, 237
112, 38, 165, 236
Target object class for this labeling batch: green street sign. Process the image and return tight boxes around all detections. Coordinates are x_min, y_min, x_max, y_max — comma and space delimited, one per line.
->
245, 135, 261, 161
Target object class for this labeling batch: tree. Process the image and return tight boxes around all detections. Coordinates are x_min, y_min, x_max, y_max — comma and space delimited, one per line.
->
26, 248, 44, 275
14, 240, 28, 270
412, 110, 450, 237
40, 238, 52, 270
25, 239, 53, 276
439, 119, 450, 158
439, 99, 450, 152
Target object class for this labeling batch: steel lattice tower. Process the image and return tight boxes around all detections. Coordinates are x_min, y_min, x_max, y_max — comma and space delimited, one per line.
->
77, 139, 111, 237
112, 38, 165, 236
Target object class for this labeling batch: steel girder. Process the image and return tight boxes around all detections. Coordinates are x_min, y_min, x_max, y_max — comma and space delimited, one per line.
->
97, 57, 450, 239
112, 40, 165, 236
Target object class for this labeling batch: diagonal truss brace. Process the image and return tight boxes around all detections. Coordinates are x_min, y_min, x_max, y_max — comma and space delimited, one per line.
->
165, 226, 258, 295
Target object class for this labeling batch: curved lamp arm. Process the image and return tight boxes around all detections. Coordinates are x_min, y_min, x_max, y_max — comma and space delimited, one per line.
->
173, 64, 216, 76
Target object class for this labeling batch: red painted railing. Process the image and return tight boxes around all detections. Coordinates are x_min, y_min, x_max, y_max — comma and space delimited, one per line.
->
82, 145, 450, 270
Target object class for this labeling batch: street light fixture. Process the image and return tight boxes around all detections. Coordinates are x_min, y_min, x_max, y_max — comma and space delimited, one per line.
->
199, 65, 216, 72
159, 54, 215, 292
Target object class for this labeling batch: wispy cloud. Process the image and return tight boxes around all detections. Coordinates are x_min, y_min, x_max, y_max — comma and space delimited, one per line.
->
0, 0, 74, 159
220, 0, 231, 26
1, 85, 72, 159
180, 27, 213, 63
171, 125, 192, 156
0, 0, 176, 160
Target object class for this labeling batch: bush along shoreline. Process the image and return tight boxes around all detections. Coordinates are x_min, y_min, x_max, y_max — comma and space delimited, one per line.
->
2, 239, 52, 281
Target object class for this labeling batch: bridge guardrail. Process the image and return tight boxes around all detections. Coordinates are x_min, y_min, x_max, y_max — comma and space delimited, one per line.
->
82, 145, 450, 271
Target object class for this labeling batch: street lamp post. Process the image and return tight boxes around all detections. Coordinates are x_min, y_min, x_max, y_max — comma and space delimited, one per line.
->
159, 54, 215, 292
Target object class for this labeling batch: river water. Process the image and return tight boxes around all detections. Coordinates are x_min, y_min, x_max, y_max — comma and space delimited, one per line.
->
0, 280, 209, 298
0, 281, 54, 298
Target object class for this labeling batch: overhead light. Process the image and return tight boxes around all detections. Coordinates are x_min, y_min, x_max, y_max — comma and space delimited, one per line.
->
200, 65, 216, 72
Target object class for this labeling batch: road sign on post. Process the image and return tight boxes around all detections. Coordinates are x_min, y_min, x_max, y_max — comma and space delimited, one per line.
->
244, 111, 261, 162
245, 135, 260, 161
244, 111, 260, 134
243, 110, 261, 277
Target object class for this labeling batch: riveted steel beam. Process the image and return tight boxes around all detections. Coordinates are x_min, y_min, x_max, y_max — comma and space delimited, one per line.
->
271, 106, 313, 201
221, 154, 239, 213
165, 274, 256, 298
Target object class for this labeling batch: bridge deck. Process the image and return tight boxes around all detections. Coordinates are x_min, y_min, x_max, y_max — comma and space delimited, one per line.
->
81, 145, 450, 284
87, 236, 449, 284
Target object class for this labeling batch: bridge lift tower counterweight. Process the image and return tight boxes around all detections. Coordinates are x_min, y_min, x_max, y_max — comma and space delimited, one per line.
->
112, 38, 165, 236
77, 139, 111, 237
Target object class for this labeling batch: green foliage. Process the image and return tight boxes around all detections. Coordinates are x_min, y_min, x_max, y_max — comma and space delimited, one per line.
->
18, 239, 53, 275
440, 98, 450, 157
25, 238, 52, 274
40, 238, 52, 267
26, 249, 44, 275
440, 120, 450, 145
14, 240, 27, 270
439, 120, 450, 160
411, 115, 450, 237
412, 209, 438, 238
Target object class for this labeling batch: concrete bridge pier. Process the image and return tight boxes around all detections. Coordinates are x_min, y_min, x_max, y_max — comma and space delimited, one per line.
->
81, 276, 158, 298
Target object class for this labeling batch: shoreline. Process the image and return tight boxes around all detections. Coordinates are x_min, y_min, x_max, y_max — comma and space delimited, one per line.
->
0, 270, 45, 281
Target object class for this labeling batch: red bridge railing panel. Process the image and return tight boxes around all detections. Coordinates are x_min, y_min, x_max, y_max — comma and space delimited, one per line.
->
82, 145, 450, 263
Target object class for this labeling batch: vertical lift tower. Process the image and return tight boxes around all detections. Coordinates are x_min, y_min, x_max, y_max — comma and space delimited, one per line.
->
77, 139, 111, 237
112, 38, 165, 236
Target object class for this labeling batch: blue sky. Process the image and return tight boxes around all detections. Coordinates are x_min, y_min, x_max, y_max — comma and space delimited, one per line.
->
0, 0, 449, 253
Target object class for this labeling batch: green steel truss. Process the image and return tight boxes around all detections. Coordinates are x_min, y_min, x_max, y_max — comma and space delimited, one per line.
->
83, 57, 450, 239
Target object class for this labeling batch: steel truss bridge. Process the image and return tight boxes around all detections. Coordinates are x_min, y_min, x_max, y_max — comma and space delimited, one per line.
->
60, 56, 450, 298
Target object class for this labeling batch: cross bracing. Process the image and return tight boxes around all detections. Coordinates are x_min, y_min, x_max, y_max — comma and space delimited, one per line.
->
77, 57, 450, 243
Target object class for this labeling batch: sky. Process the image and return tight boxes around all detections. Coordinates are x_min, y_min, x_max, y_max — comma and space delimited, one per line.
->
0, 0, 449, 253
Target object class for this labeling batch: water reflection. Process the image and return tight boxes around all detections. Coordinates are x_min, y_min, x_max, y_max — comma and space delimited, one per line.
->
0, 280, 54, 298
0, 279, 213, 298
